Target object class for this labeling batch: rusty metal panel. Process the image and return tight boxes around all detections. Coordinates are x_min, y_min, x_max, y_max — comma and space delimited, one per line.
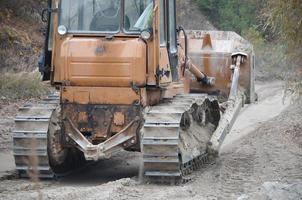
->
185, 30, 255, 102
62, 104, 142, 147
113, 112, 125, 126
61, 86, 140, 105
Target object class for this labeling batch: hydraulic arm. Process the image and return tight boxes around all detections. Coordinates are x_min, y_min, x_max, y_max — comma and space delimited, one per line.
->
208, 52, 248, 155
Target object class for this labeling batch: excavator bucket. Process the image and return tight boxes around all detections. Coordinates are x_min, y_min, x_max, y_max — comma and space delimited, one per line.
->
186, 30, 256, 104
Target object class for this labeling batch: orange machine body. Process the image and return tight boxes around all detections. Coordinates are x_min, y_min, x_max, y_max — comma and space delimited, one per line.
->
46, 0, 254, 149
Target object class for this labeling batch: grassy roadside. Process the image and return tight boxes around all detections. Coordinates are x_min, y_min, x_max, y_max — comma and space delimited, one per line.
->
0, 72, 50, 100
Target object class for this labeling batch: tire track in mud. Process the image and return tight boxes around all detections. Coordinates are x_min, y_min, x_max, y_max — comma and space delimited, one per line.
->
215, 106, 302, 199
222, 81, 290, 150
211, 81, 294, 199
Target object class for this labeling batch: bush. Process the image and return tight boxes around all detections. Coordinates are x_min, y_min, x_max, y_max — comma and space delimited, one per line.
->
263, 0, 302, 101
195, 0, 261, 34
243, 27, 286, 80
242, 27, 265, 47
0, 72, 50, 100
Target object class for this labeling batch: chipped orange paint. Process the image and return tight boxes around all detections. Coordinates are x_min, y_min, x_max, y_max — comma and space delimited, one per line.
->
159, 47, 173, 85
78, 112, 88, 122
61, 86, 140, 105
114, 112, 125, 126
185, 30, 255, 102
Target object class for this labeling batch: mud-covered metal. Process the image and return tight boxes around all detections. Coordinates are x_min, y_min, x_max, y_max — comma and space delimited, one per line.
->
13, 97, 57, 178
141, 94, 220, 183
62, 103, 142, 160
13, 93, 84, 178
184, 30, 255, 103
208, 53, 249, 154
66, 116, 141, 160
62, 104, 142, 145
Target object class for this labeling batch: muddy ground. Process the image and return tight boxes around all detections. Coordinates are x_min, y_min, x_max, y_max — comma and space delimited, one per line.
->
0, 81, 301, 200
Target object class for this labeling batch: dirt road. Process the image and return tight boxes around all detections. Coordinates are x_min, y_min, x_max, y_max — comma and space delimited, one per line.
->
0, 81, 301, 200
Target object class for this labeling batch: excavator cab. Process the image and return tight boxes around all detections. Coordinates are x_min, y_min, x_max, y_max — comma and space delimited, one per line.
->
39, 0, 180, 85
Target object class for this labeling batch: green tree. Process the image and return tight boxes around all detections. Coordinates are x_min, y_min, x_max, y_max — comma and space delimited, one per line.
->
195, 0, 261, 34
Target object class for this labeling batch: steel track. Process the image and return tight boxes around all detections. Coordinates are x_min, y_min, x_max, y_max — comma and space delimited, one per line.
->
141, 94, 220, 184
13, 93, 59, 178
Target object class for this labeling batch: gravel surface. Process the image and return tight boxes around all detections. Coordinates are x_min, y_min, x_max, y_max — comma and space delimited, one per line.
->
0, 82, 301, 200
0, 101, 19, 150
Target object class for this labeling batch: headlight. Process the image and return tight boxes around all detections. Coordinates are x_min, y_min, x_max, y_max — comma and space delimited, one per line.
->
141, 30, 152, 41
58, 25, 67, 36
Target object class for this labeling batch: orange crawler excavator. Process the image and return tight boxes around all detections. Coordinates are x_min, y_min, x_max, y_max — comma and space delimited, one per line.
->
13, 0, 255, 183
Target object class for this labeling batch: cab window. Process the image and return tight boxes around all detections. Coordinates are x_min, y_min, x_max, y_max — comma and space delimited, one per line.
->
60, 0, 121, 33
124, 0, 153, 32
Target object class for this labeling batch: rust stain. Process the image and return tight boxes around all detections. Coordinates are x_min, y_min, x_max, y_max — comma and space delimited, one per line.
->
78, 112, 88, 122
114, 112, 125, 126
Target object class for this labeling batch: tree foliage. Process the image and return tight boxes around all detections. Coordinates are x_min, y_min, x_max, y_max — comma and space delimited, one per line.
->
196, 0, 301, 99
195, 0, 261, 34
263, 0, 302, 61
263, 0, 302, 100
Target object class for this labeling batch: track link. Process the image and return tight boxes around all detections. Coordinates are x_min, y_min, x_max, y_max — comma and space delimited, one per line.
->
13, 93, 59, 178
141, 94, 220, 184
